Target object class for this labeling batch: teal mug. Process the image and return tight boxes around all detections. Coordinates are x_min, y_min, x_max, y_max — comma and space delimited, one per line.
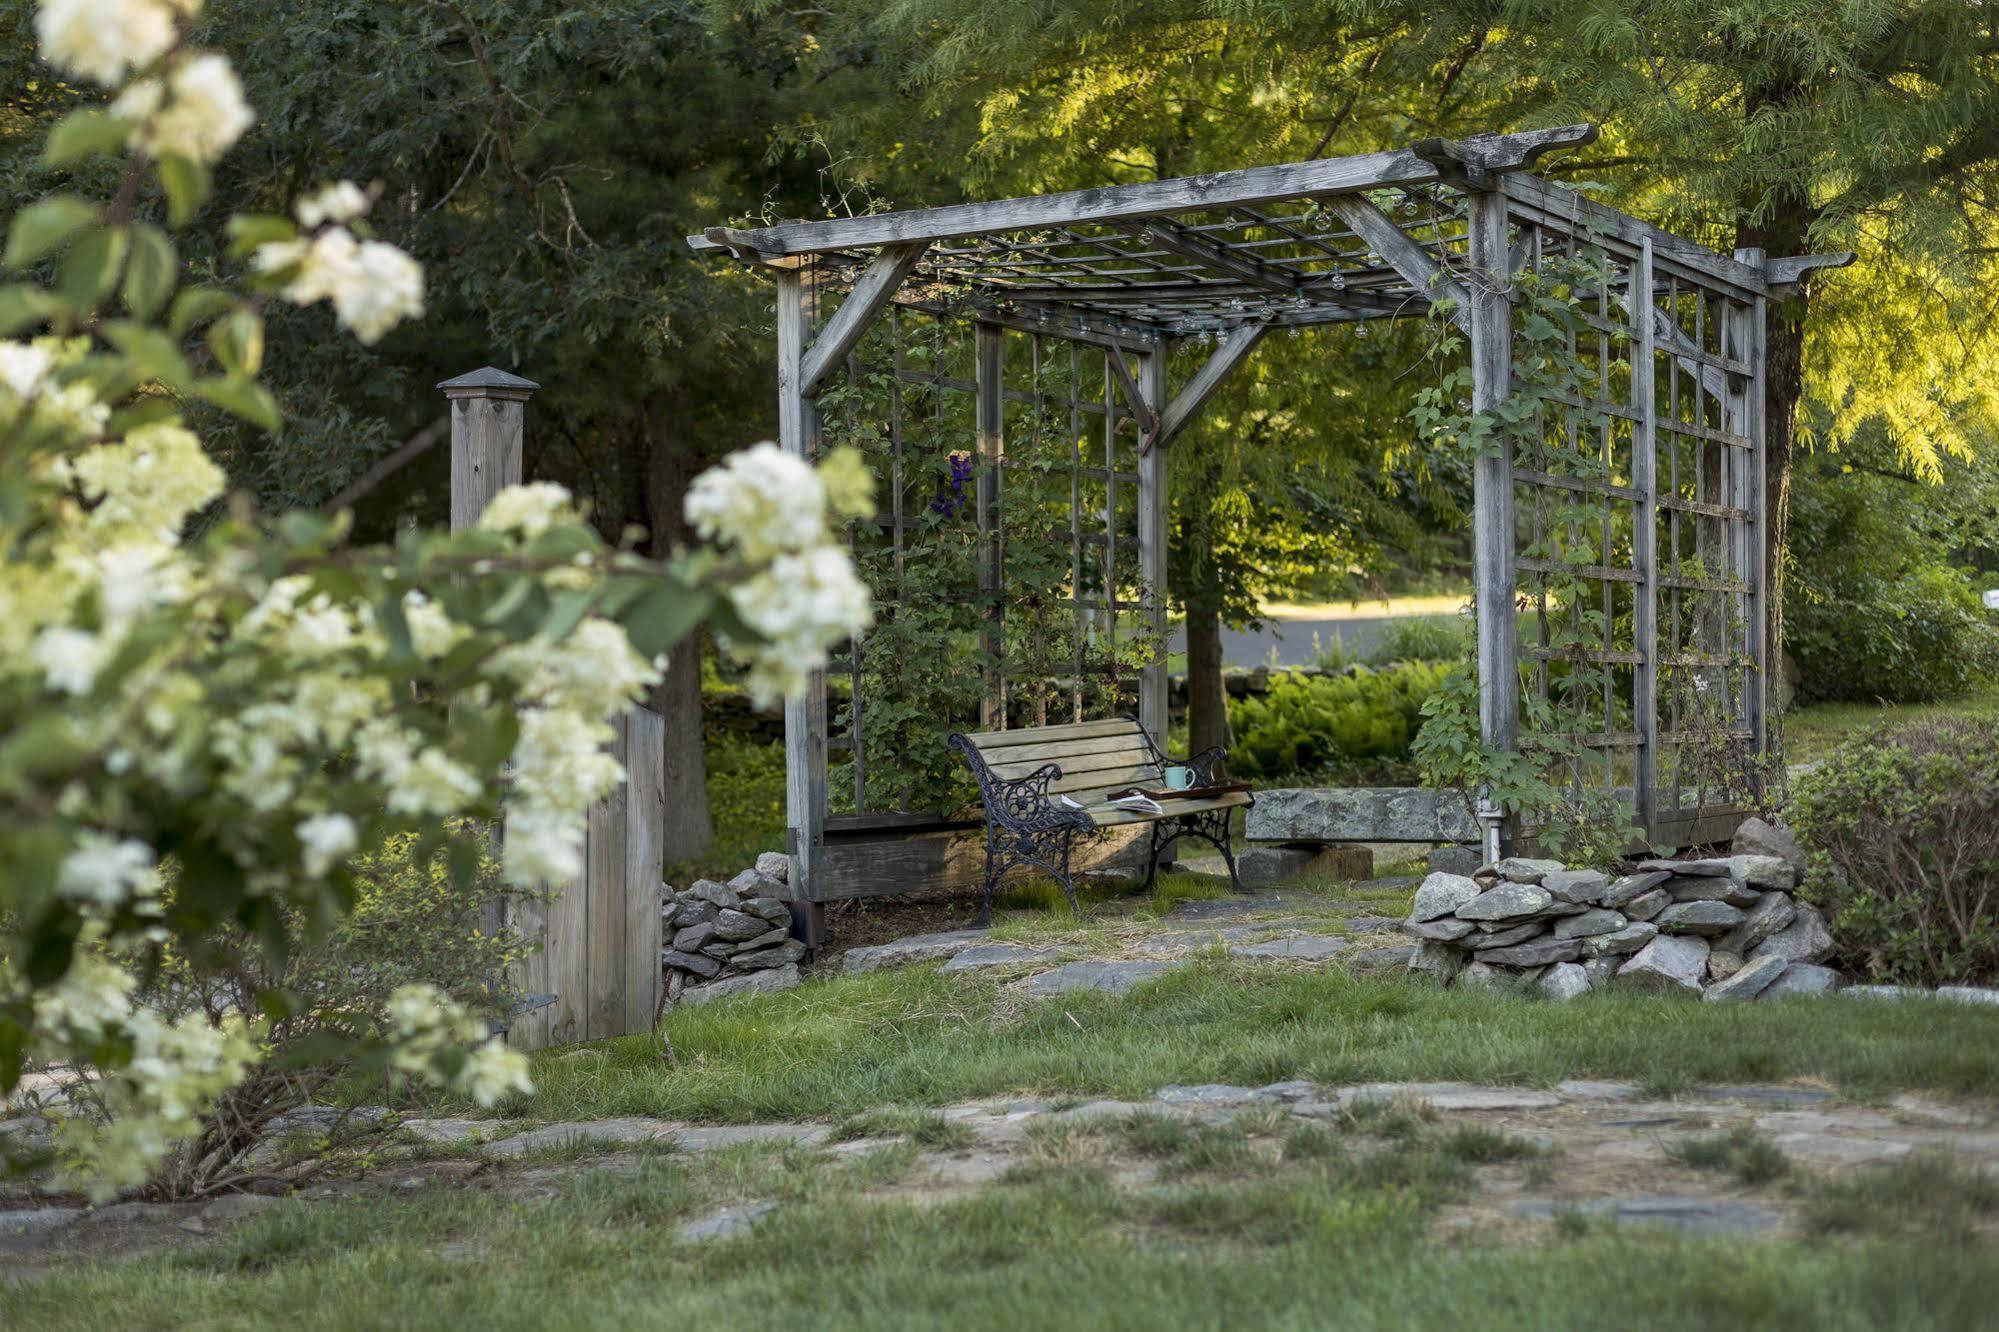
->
1163, 764, 1196, 791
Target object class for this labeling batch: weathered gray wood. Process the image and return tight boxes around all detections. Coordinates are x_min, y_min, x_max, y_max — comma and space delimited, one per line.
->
777, 271, 828, 938
1137, 348, 1170, 746
1121, 219, 1300, 295
1245, 787, 1482, 844
688, 132, 1593, 259
1651, 309, 1732, 401
818, 818, 1152, 901
800, 243, 929, 397
622, 706, 665, 1035
1085, 792, 1252, 828
975, 320, 1006, 730
441, 367, 535, 532
1104, 343, 1158, 444
1159, 324, 1263, 446
584, 721, 627, 1041
964, 717, 1138, 747
1410, 124, 1598, 187
543, 814, 590, 1047
1764, 252, 1855, 286
896, 298, 1165, 350
1466, 192, 1518, 806
1632, 241, 1660, 838
1502, 175, 1772, 296
1732, 248, 1770, 774
1326, 196, 1470, 325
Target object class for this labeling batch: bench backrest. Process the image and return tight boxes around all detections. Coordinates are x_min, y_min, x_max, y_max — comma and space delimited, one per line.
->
957, 717, 1162, 806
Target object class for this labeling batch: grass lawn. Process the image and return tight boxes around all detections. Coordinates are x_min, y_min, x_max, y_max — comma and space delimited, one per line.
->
9, 1097, 1997, 1329
504, 958, 1999, 1126
1780, 681, 1999, 764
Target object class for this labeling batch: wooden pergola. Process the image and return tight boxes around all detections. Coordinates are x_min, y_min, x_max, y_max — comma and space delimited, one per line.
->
691, 125, 1847, 939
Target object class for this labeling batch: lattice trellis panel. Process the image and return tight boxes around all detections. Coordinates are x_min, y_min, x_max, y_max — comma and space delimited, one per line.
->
1503, 208, 1768, 845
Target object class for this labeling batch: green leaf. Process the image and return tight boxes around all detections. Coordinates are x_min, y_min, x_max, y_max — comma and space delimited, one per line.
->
376, 587, 414, 662
57, 226, 128, 309
121, 224, 176, 319
538, 587, 597, 644
168, 285, 236, 337
4, 196, 99, 267
192, 376, 281, 430
269, 1030, 359, 1071
622, 579, 714, 658
225, 212, 297, 259
102, 320, 193, 388
208, 308, 264, 377
43, 109, 132, 166
156, 153, 212, 228
0, 283, 59, 336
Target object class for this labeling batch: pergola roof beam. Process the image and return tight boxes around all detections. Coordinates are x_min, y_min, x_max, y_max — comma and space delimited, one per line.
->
1412, 124, 1600, 189
1117, 219, 1302, 295
1500, 175, 1775, 296
687, 127, 1594, 260
1326, 196, 1470, 329
1765, 252, 1856, 288
799, 242, 928, 397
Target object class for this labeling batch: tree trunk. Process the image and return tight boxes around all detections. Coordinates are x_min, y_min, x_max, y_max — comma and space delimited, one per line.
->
1182, 500, 1232, 764
642, 400, 715, 866
1736, 75, 1817, 732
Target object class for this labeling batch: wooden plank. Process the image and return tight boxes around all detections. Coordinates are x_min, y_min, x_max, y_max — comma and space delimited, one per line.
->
1045, 766, 1163, 797
1083, 792, 1253, 827
777, 271, 829, 934
896, 297, 1167, 349
963, 717, 1140, 747
1632, 240, 1660, 838
800, 243, 929, 396
622, 707, 665, 1036
1467, 191, 1519, 803
584, 722, 627, 1042
1120, 218, 1300, 295
1764, 252, 1854, 285
691, 146, 1469, 258
440, 367, 535, 530
1501, 174, 1773, 296
972, 732, 1155, 766
817, 820, 1152, 901
1137, 349, 1170, 745
1159, 324, 1263, 446
1326, 196, 1470, 326
543, 836, 590, 1048
975, 321, 1005, 730
988, 752, 1157, 784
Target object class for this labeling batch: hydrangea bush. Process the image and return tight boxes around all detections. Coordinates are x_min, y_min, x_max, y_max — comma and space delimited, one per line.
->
2, 0, 870, 1198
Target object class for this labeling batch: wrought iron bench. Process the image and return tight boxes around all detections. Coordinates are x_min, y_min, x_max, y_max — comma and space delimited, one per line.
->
948, 717, 1253, 925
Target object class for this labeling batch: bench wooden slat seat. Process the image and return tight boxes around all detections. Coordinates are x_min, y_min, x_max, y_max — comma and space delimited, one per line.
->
949, 716, 1252, 924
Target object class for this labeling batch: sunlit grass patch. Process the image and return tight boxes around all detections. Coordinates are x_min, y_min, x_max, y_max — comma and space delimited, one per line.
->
1668, 1125, 1792, 1185
830, 1106, 976, 1150
1804, 1152, 1999, 1241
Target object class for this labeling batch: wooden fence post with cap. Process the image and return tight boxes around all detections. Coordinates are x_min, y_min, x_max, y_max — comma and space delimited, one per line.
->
441, 365, 664, 1050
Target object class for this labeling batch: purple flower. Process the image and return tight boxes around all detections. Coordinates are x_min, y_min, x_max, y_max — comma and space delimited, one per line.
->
931, 451, 973, 517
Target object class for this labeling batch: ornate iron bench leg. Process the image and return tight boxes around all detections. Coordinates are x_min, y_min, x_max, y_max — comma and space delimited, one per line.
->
977, 833, 1001, 928
1055, 831, 1081, 914
1141, 820, 1169, 891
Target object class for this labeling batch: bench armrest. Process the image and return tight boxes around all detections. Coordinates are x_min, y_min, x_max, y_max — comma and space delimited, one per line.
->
949, 734, 1093, 834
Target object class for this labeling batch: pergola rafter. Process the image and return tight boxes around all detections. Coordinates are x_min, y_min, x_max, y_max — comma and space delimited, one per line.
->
692, 124, 1852, 937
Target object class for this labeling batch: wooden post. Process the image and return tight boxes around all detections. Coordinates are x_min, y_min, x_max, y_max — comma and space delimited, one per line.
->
974, 320, 1006, 731
1466, 192, 1517, 857
1631, 242, 1659, 839
777, 270, 829, 947
1733, 247, 1769, 781
441, 367, 537, 529
440, 367, 546, 1043
622, 708, 666, 1034
1137, 346, 1170, 747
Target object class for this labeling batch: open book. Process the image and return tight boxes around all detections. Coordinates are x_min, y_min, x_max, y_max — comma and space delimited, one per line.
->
1061, 792, 1164, 815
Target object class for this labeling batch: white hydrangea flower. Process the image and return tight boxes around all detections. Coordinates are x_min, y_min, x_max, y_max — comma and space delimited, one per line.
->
478, 481, 577, 539
457, 1039, 533, 1108
34, 625, 109, 695
256, 227, 425, 345
68, 422, 225, 541
727, 544, 874, 706
33, 953, 136, 1043
87, 543, 190, 628
57, 831, 158, 906
382, 747, 482, 817
116, 52, 253, 164
0, 340, 53, 397
492, 616, 660, 715
684, 441, 828, 562
401, 590, 467, 660
510, 707, 622, 813
34, 0, 183, 87
501, 804, 585, 886
295, 811, 357, 877
295, 180, 369, 229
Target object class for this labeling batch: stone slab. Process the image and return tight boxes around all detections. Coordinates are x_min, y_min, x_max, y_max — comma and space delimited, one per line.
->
843, 930, 989, 974
1509, 1195, 1781, 1236
680, 964, 801, 1006
941, 943, 1062, 972
1339, 1082, 1564, 1112
1244, 787, 1480, 844
676, 1200, 776, 1242
1013, 960, 1173, 996
1230, 935, 1351, 963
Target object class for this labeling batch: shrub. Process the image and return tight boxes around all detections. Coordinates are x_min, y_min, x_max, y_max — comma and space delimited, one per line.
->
1788, 719, 1999, 985
1788, 563, 1999, 704
1367, 614, 1472, 666
1228, 662, 1449, 779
